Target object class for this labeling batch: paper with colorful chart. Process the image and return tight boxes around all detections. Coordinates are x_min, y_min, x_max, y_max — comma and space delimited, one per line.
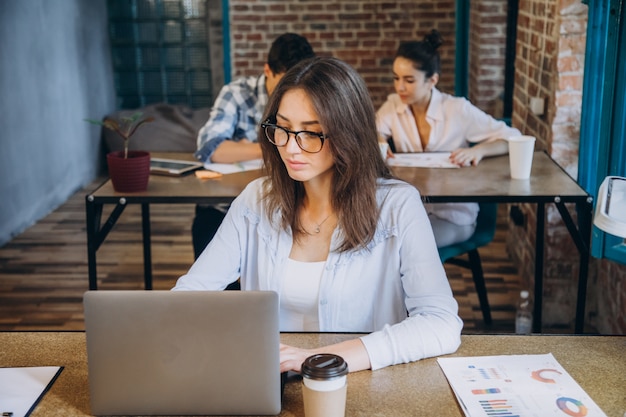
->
437, 353, 607, 417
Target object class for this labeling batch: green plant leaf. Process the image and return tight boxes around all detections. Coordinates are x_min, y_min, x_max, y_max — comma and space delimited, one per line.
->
122, 112, 145, 124
84, 118, 105, 126
127, 116, 155, 138
85, 112, 154, 158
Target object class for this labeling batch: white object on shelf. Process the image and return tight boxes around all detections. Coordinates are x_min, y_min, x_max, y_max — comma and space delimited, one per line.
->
594, 176, 626, 238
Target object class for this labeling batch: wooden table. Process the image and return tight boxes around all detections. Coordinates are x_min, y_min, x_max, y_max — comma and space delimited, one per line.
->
1, 332, 623, 417
390, 151, 593, 333
85, 151, 592, 333
85, 153, 260, 291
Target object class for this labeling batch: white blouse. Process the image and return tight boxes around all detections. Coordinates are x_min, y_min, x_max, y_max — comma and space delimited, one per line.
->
280, 258, 325, 331
376, 88, 521, 225
173, 177, 463, 370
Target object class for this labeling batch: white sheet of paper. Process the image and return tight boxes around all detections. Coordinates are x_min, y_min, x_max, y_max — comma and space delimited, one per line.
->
386, 152, 459, 168
0, 366, 63, 417
437, 353, 607, 417
203, 159, 263, 174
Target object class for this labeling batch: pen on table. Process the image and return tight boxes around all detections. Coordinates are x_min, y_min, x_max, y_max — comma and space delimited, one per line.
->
2, 412, 13, 416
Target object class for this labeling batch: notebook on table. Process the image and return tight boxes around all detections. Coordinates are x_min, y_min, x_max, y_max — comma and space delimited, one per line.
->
83, 290, 281, 416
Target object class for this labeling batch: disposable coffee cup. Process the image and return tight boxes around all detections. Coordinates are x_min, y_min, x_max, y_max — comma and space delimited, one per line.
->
301, 354, 349, 417
508, 135, 536, 179
379, 142, 389, 160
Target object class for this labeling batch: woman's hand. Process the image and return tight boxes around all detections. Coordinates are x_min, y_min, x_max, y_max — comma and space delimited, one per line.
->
449, 139, 509, 167
279, 339, 371, 373
280, 343, 316, 373
449, 147, 484, 166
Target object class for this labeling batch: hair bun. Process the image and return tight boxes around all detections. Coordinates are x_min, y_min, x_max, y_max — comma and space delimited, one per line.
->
423, 29, 443, 51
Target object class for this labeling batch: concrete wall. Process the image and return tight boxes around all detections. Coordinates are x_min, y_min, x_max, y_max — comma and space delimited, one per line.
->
0, 0, 116, 246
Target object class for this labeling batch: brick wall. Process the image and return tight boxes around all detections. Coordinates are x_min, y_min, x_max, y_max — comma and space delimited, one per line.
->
553, 1, 587, 178
207, 0, 225, 101
595, 260, 626, 333
511, 1, 557, 151
511, 0, 584, 176
228, 0, 457, 109
483, 0, 625, 334
468, 0, 509, 116
558, 2, 626, 336
508, 0, 583, 329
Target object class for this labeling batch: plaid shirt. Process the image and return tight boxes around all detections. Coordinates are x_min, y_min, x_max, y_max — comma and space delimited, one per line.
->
195, 74, 268, 162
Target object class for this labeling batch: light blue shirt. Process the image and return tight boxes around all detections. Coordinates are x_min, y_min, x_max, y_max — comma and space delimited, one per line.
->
173, 177, 463, 370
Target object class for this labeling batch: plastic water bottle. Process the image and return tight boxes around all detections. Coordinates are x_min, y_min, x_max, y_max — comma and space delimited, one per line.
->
515, 290, 533, 335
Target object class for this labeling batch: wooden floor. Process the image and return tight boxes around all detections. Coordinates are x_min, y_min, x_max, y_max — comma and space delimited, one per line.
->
0, 180, 523, 333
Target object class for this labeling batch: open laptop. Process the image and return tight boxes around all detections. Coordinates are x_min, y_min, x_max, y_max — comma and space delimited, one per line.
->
83, 290, 281, 416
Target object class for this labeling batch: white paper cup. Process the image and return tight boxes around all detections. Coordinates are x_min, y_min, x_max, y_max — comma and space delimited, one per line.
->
508, 135, 536, 179
378, 142, 389, 160
302, 376, 347, 417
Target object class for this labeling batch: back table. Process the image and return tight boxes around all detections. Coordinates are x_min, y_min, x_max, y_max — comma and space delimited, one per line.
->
86, 151, 592, 333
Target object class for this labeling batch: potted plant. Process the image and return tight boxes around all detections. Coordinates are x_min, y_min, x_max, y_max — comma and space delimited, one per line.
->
86, 112, 154, 192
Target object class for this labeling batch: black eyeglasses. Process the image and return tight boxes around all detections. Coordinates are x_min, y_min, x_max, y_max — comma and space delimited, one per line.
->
261, 122, 326, 153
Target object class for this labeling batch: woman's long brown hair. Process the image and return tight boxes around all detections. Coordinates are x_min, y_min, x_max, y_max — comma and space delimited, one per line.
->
259, 56, 393, 252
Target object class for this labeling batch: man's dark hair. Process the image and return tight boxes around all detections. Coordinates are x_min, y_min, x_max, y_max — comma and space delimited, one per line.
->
266, 33, 315, 74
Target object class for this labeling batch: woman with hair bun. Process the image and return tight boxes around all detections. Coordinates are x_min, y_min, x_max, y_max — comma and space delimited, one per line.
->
377, 29, 521, 248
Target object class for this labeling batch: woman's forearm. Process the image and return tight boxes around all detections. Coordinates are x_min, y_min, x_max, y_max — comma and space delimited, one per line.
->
280, 338, 371, 373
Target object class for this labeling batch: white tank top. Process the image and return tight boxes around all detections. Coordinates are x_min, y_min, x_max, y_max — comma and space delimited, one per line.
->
280, 258, 325, 331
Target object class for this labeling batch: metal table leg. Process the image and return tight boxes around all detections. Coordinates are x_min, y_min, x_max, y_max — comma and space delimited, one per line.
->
85, 195, 128, 290
552, 198, 593, 333
141, 203, 153, 290
533, 202, 545, 333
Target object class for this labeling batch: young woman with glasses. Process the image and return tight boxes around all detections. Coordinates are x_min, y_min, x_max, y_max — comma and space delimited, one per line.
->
174, 57, 462, 373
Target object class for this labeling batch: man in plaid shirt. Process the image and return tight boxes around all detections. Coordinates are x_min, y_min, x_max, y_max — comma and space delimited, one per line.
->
192, 33, 315, 270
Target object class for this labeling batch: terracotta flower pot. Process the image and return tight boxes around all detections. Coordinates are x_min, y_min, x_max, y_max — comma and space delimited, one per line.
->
106, 150, 151, 192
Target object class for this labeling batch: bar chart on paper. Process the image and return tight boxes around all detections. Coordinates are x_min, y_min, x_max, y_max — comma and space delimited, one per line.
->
479, 398, 521, 416
437, 354, 607, 417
